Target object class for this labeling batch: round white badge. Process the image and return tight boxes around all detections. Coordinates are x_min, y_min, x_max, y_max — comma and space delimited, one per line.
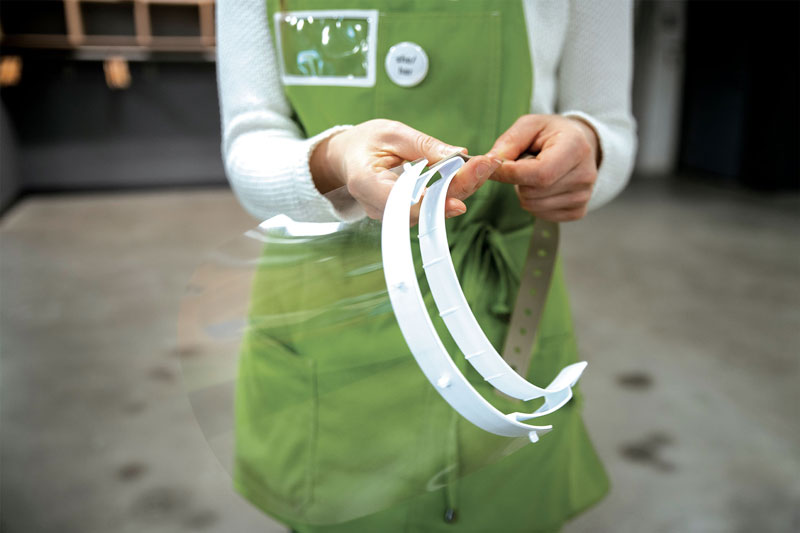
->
385, 42, 429, 88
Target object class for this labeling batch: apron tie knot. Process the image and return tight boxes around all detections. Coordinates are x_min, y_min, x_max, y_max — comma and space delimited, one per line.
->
448, 221, 520, 318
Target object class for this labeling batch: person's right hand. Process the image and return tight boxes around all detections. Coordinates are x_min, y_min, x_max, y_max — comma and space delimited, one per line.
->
310, 119, 501, 222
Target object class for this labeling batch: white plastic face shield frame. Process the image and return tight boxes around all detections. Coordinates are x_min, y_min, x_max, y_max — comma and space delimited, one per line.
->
382, 156, 586, 442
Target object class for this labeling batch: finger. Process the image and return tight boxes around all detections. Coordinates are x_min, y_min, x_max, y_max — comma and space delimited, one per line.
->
527, 207, 588, 222
489, 115, 546, 160
386, 122, 466, 165
516, 166, 595, 200
447, 155, 502, 201
516, 180, 574, 200
517, 182, 581, 201
492, 139, 583, 187
445, 198, 467, 218
409, 198, 422, 226
352, 170, 398, 221
518, 188, 592, 212
358, 162, 469, 224
409, 194, 466, 227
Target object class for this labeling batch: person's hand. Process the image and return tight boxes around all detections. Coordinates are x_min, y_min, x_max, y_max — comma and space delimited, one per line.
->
488, 115, 601, 222
310, 119, 502, 222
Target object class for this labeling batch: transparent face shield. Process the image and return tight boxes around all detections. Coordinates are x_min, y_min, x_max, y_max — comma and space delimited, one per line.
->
178, 156, 585, 525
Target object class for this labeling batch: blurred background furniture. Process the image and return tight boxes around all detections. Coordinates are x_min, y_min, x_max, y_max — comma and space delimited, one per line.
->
0, 0, 222, 212
1, 0, 215, 56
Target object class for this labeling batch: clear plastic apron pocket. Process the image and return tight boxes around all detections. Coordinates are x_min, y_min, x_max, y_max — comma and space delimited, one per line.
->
274, 9, 378, 87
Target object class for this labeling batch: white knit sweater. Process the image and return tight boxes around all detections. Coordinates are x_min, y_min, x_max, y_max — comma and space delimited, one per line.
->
216, 0, 637, 223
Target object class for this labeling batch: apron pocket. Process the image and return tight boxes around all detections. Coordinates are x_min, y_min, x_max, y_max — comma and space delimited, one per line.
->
234, 331, 316, 513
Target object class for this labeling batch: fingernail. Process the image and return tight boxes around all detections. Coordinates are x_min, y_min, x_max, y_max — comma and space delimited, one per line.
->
484, 151, 506, 165
442, 146, 466, 157
475, 162, 492, 180
446, 206, 467, 218
475, 158, 502, 180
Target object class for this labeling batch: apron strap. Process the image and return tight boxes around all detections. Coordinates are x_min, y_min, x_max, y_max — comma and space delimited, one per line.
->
500, 219, 559, 378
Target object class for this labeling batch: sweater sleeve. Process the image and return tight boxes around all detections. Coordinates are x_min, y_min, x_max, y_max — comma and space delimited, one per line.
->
215, 0, 365, 223
557, 0, 637, 211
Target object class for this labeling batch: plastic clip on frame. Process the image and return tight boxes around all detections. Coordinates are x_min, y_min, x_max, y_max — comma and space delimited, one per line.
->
382, 155, 586, 442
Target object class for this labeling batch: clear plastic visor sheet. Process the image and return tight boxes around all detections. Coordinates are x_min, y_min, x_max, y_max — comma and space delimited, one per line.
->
274, 10, 378, 87
178, 213, 546, 525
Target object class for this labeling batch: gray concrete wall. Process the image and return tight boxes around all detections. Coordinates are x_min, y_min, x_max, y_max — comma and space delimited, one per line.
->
1, 58, 225, 198
632, 0, 686, 176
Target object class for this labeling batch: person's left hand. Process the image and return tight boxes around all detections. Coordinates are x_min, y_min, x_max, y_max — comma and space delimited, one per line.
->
488, 114, 601, 222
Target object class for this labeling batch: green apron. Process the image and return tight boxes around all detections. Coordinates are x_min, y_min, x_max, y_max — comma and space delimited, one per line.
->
234, 1, 609, 531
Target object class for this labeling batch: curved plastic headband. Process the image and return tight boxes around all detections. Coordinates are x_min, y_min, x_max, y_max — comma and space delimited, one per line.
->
382, 156, 586, 442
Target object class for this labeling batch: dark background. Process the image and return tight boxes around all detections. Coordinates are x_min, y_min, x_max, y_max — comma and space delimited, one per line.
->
679, 0, 799, 190
1, 0, 798, 213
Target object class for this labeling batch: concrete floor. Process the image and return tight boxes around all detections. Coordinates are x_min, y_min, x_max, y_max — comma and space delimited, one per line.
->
1, 179, 799, 532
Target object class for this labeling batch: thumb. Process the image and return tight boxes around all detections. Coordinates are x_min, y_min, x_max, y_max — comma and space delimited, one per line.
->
448, 155, 502, 201
390, 123, 466, 164
489, 114, 546, 161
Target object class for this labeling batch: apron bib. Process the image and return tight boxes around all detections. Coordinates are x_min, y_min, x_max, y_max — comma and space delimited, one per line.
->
234, 2, 609, 531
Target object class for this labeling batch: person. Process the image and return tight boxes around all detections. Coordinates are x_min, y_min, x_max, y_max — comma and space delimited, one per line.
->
216, 1, 636, 531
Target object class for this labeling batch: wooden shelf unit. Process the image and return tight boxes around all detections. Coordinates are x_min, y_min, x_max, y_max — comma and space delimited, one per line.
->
1, 0, 216, 59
